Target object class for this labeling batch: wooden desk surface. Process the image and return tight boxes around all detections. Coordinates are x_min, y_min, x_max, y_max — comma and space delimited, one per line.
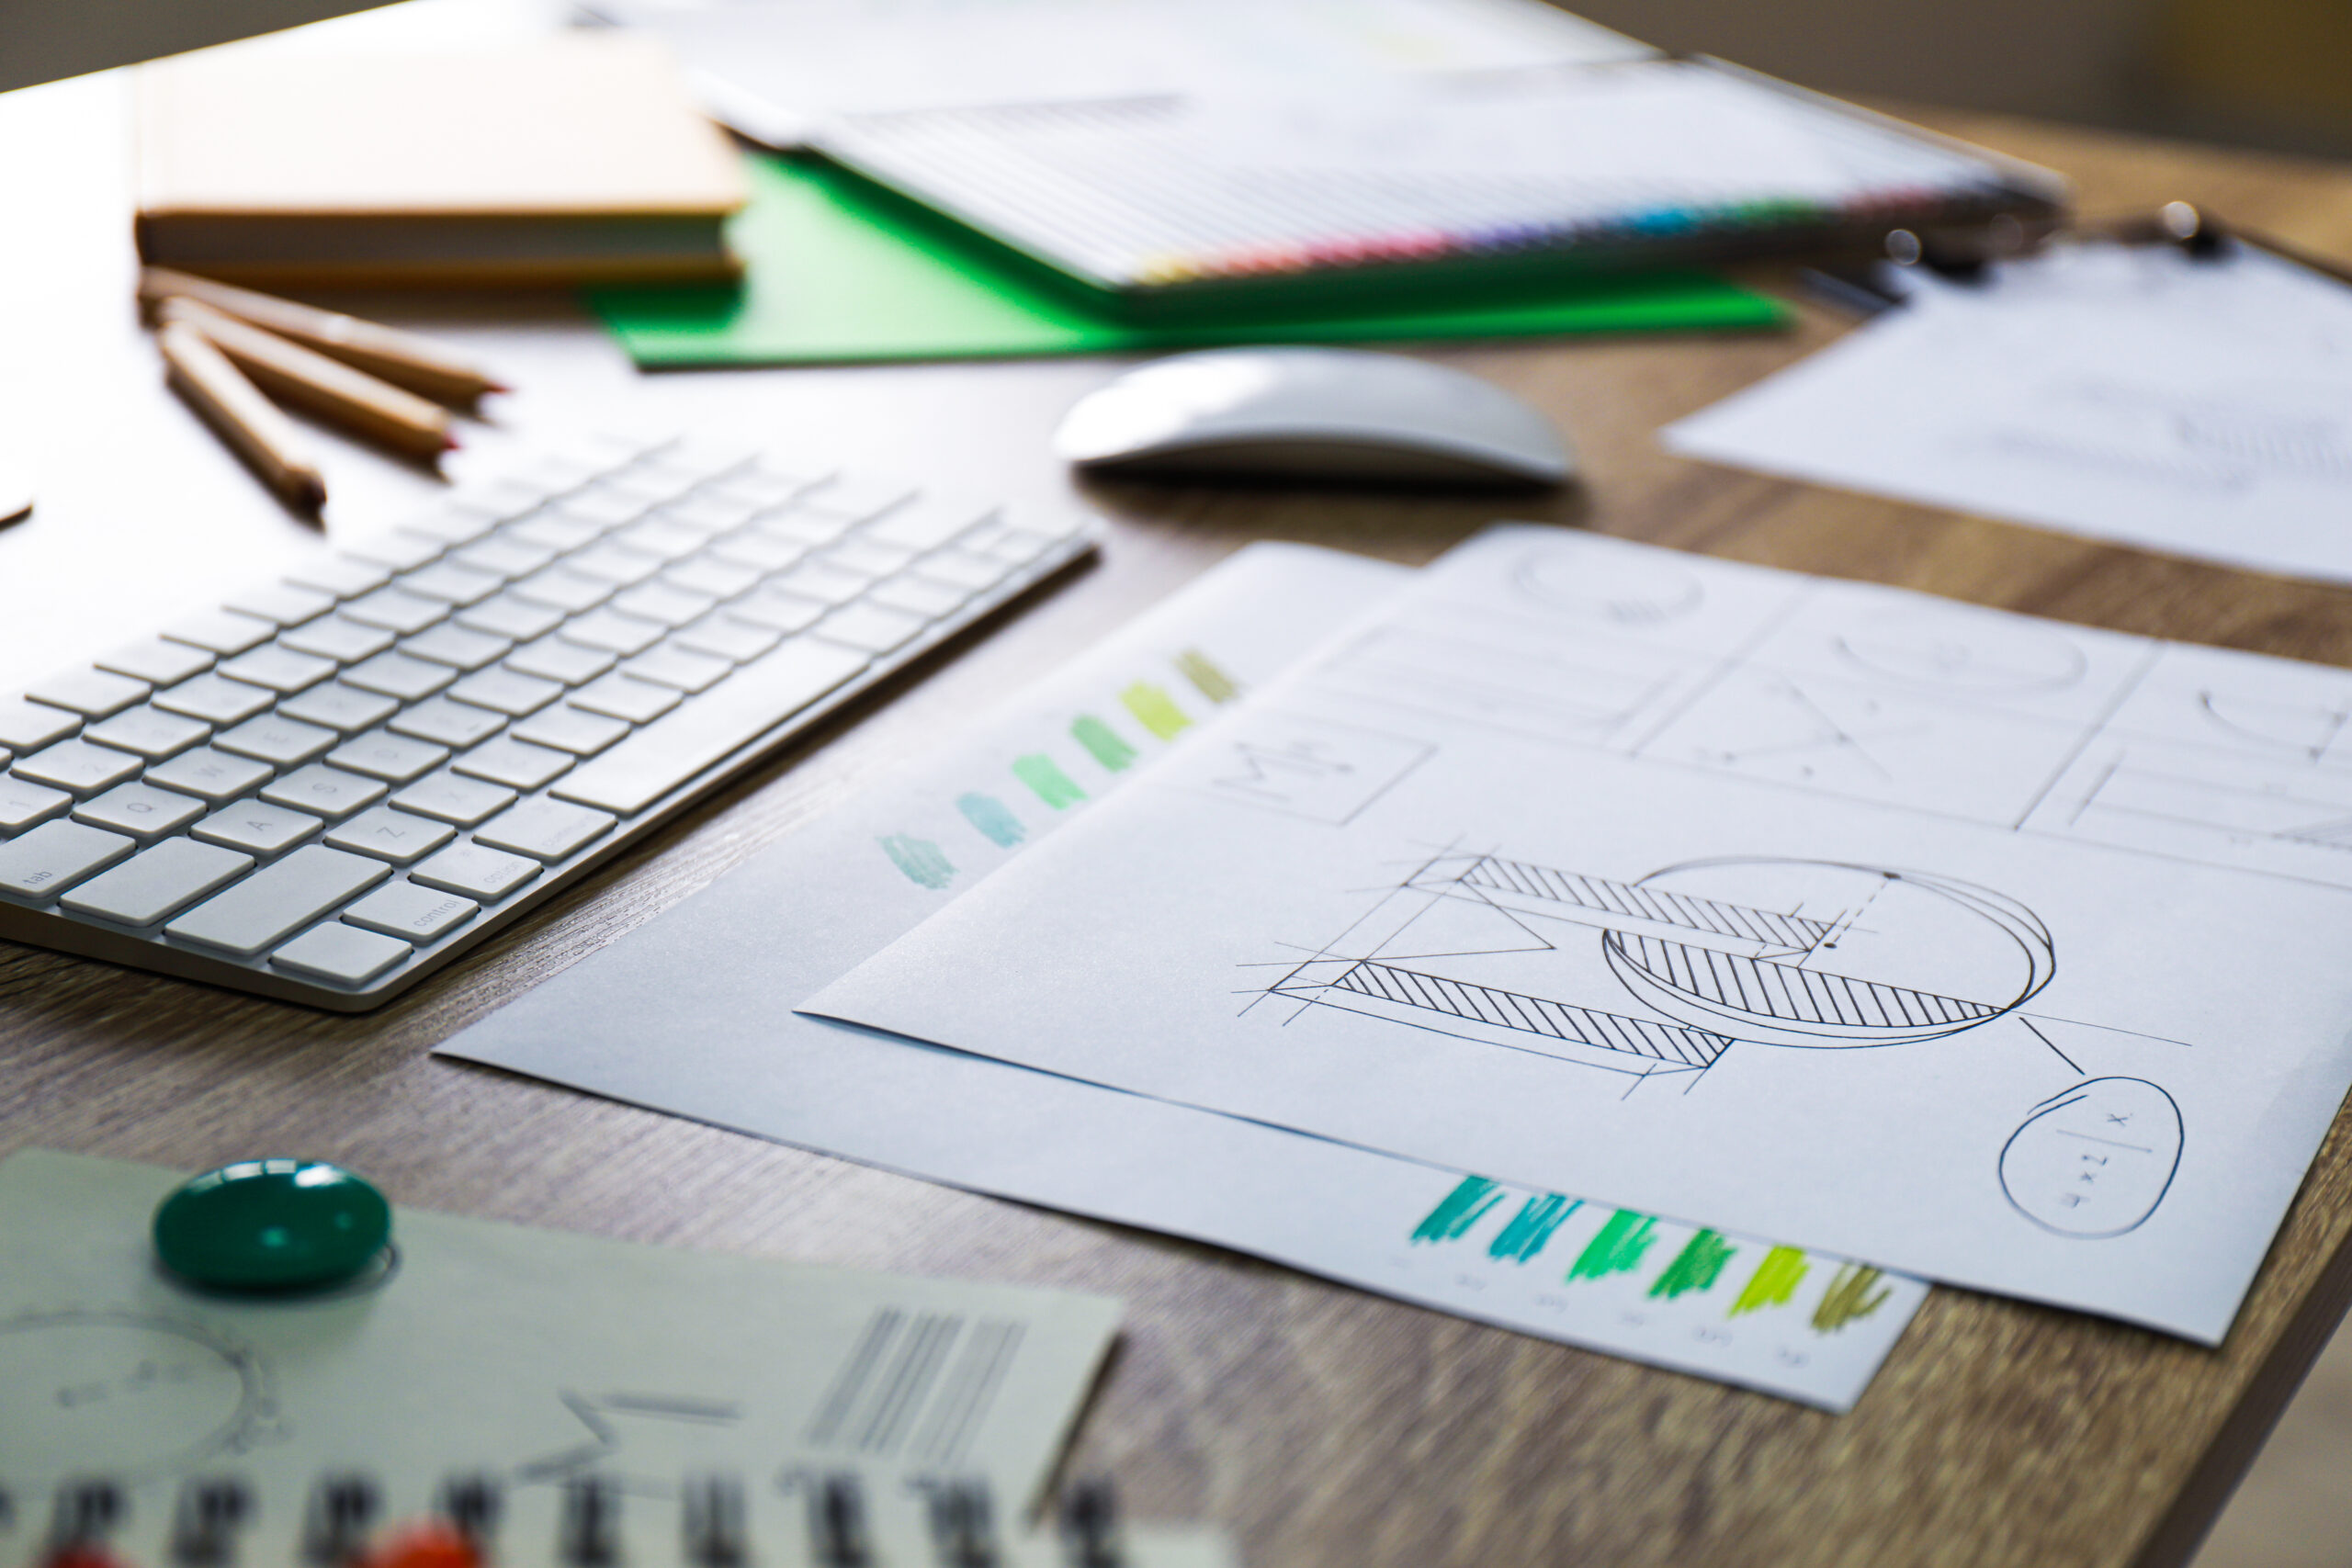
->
6, 58, 2352, 1565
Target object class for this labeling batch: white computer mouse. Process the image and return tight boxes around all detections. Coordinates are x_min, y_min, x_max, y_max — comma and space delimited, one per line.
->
1052, 346, 1575, 488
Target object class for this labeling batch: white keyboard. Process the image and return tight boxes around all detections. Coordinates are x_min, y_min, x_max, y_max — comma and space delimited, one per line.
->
0, 431, 1096, 1010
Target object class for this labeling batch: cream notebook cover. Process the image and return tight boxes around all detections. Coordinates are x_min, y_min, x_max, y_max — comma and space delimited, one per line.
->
136, 33, 749, 286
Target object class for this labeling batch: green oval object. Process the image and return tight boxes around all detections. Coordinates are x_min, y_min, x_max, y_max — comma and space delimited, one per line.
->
153, 1159, 391, 1292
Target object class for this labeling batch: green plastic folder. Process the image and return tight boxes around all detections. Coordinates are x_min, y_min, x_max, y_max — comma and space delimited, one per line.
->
589, 154, 1787, 367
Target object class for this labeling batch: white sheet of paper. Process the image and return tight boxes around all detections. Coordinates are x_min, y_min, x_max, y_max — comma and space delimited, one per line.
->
0, 1149, 1122, 1562
1663, 242, 2352, 582
808, 525, 2352, 1344
436, 543, 1927, 1410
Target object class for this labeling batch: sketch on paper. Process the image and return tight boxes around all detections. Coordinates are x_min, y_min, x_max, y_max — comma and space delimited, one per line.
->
0, 1308, 280, 1484
1999, 1077, 2182, 1238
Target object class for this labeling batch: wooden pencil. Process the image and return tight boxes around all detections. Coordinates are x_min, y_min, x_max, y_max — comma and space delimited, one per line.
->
159, 296, 458, 461
139, 265, 507, 409
158, 320, 327, 513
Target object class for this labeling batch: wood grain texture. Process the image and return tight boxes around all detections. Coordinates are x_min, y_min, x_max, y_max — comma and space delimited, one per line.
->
8, 105, 2352, 1568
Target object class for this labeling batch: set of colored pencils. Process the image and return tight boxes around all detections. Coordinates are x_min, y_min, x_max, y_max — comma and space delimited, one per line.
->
140, 267, 507, 513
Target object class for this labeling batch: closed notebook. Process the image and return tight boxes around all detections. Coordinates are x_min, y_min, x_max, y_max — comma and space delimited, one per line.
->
135, 34, 749, 287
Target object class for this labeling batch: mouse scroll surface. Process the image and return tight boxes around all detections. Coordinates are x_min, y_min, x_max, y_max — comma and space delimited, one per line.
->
1055, 347, 1574, 487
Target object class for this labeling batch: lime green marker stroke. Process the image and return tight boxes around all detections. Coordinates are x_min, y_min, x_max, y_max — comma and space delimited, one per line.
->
1071, 715, 1137, 772
1410, 1176, 1503, 1243
1489, 1194, 1579, 1264
1727, 1247, 1811, 1318
1648, 1229, 1737, 1300
1174, 649, 1240, 705
1012, 753, 1086, 809
1119, 681, 1192, 741
1565, 1210, 1657, 1282
956, 793, 1024, 848
1812, 1264, 1894, 1333
878, 833, 954, 890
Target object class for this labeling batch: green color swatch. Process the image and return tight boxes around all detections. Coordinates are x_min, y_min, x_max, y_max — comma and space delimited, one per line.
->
1410, 1177, 1504, 1244
1812, 1265, 1894, 1334
1119, 682, 1192, 741
1012, 753, 1087, 810
956, 792, 1025, 848
1566, 1210, 1657, 1283
1647, 1229, 1737, 1301
878, 833, 954, 890
1071, 715, 1138, 773
587, 154, 1789, 368
1489, 1194, 1579, 1264
1175, 649, 1240, 705
1728, 1247, 1811, 1318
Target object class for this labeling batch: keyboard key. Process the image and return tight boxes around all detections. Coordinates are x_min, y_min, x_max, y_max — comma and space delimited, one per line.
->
83, 706, 209, 761
616, 517, 707, 563
512, 705, 629, 756
153, 673, 276, 725
398, 560, 503, 606
474, 798, 615, 863
342, 587, 449, 636
568, 543, 664, 586
447, 669, 561, 717
15, 739, 144, 797
865, 494, 995, 552
759, 511, 855, 549
0, 820, 135, 901
772, 562, 872, 606
62, 838, 252, 926
166, 844, 389, 957
325, 806, 456, 863
673, 613, 780, 664
868, 576, 968, 619
217, 644, 336, 694
345, 528, 446, 572
662, 557, 760, 600
612, 581, 716, 628
343, 881, 478, 942
270, 922, 412, 985
620, 645, 732, 694
822, 536, 917, 578
390, 771, 515, 827
558, 608, 664, 656
511, 567, 614, 615
343, 652, 457, 702
387, 697, 505, 750
277, 683, 401, 734
223, 582, 336, 626
553, 639, 868, 816
506, 513, 603, 554
261, 764, 388, 820
279, 616, 397, 662
27, 668, 149, 717
215, 715, 337, 767
503, 637, 615, 686
726, 589, 828, 634
401, 624, 511, 671
568, 673, 679, 725
452, 536, 553, 579
0, 698, 80, 751
708, 465, 813, 511
162, 609, 276, 656
192, 799, 323, 857
327, 731, 450, 784
144, 747, 273, 804
555, 486, 650, 529
801, 476, 914, 520
457, 593, 565, 642
989, 524, 1069, 565
73, 781, 206, 841
411, 840, 539, 901
912, 548, 1016, 593
812, 601, 928, 655
96, 638, 214, 686
707, 529, 804, 573
661, 492, 761, 533
0, 775, 72, 834
450, 737, 573, 790
283, 556, 392, 599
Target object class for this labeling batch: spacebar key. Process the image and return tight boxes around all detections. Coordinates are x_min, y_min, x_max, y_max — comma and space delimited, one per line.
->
550, 639, 870, 816
164, 845, 390, 957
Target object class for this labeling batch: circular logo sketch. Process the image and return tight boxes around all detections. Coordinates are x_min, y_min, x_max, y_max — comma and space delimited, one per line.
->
1600, 859, 2054, 1048
0, 1310, 271, 1484
1833, 607, 2086, 694
1512, 547, 1702, 626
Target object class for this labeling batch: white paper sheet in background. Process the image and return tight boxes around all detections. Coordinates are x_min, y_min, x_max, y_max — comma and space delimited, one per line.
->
1663, 242, 2352, 582
436, 544, 1928, 1411
0, 1150, 1123, 1562
808, 525, 2352, 1344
